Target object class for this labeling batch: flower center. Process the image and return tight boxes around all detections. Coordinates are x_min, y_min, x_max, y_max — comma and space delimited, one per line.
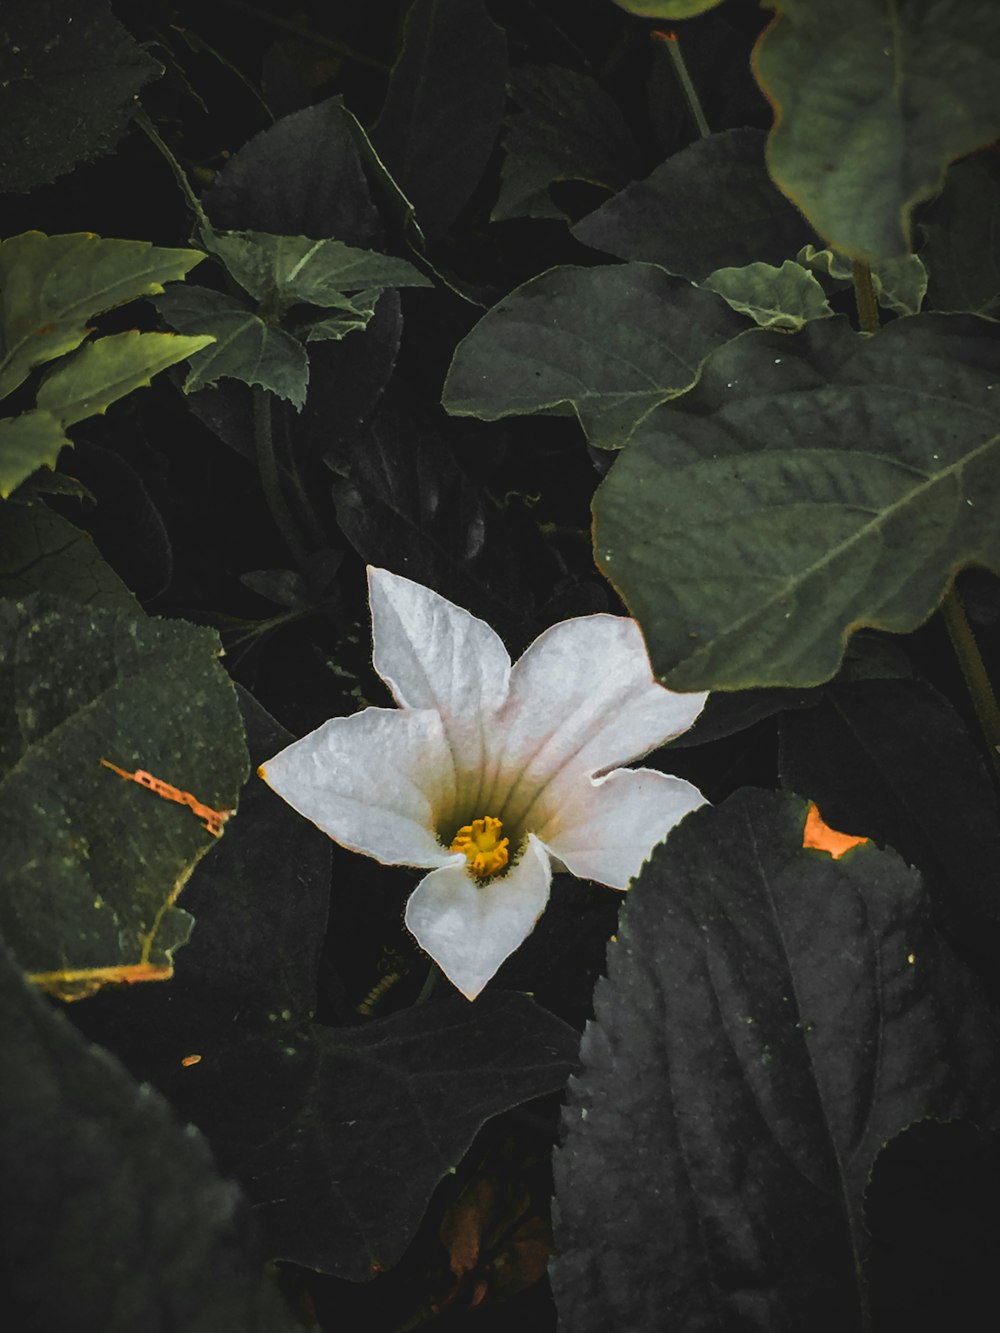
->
450, 815, 509, 878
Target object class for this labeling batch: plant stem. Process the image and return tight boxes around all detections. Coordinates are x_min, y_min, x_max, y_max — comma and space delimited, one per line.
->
653, 31, 711, 139
252, 386, 311, 569
940, 586, 1000, 784
414, 961, 442, 1005
851, 260, 880, 335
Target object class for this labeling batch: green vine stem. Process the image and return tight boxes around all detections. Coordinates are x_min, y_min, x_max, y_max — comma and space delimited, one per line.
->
252, 386, 311, 570
652, 30, 711, 140
850, 262, 1000, 782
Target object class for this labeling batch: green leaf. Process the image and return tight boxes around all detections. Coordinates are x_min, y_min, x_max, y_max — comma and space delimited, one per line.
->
0, 410, 72, 498
702, 259, 834, 330
798, 244, 928, 316
442, 263, 747, 448
920, 156, 1000, 316
0, 0, 161, 194
371, 0, 508, 240
573, 128, 816, 282
0, 499, 137, 608
593, 312, 1000, 689
553, 789, 997, 1331
206, 230, 431, 311
753, 0, 1000, 259
492, 65, 640, 222
35, 330, 214, 427
154, 287, 309, 409
0, 232, 206, 400
301, 290, 380, 342
610, 0, 724, 15
0, 940, 300, 1333
0, 594, 248, 997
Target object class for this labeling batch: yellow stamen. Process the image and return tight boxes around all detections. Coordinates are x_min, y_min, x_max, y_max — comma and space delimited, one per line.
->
450, 815, 509, 878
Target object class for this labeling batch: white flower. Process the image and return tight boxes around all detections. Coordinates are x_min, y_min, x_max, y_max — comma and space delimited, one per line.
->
259, 567, 707, 1000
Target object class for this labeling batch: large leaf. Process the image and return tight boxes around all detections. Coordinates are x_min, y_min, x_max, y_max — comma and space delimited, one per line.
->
552, 789, 998, 1331
752, 0, 1000, 259
920, 155, 1000, 317
154, 287, 309, 409
0, 410, 71, 498
0, 499, 137, 608
0, 939, 298, 1333
0, 232, 206, 401
0, 595, 248, 997
442, 263, 747, 448
573, 128, 816, 282
593, 312, 1000, 689
206, 230, 431, 310
372, 0, 508, 240
0, 0, 161, 194
493, 65, 640, 223
36, 330, 215, 427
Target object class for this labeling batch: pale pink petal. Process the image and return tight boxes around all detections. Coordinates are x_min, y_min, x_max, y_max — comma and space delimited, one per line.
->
537, 767, 706, 889
259, 707, 456, 866
404, 834, 552, 999
486, 614, 707, 828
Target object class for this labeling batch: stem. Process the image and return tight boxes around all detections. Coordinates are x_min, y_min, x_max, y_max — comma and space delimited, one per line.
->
940, 586, 1000, 784
414, 961, 442, 1005
252, 386, 311, 569
652, 31, 711, 139
851, 260, 880, 334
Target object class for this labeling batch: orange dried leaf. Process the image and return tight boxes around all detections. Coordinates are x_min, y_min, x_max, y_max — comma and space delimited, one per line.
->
803, 802, 868, 859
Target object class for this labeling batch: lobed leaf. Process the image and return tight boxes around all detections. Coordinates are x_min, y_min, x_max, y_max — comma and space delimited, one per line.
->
0, 410, 72, 498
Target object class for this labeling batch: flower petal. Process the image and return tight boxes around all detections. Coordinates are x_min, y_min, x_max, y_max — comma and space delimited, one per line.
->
404, 834, 552, 999
537, 767, 706, 888
487, 614, 707, 827
259, 707, 456, 866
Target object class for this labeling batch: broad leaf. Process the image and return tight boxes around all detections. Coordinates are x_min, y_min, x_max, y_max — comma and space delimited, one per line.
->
372, 0, 508, 240
920, 155, 1000, 317
0, 499, 137, 608
0, 410, 71, 498
0, 940, 298, 1333
702, 259, 833, 329
442, 263, 747, 448
154, 287, 309, 409
573, 128, 816, 282
798, 244, 927, 316
593, 313, 1000, 689
493, 65, 640, 222
753, 0, 1000, 259
0, 595, 248, 997
0, 232, 205, 400
36, 330, 215, 427
0, 0, 161, 194
552, 789, 998, 1331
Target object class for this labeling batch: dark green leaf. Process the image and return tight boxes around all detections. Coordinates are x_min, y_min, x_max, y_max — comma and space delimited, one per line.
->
442, 263, 747, 448
797, 243, 927, 315
593, 313, 1000, 688
0, 939, 298, 1333
493, 65, 640, 222
0, 498, 137, 608
372, 0, 507, 240
552, 789, 998, 1331
0, 0, 161, 193
573, 128, 816, 281
754, 0, 1000, 258
920, 155, 1000, 316
0, 594, 248, 996
0, 410, 71, 498
155, 287, 309, 409
0, 232, 206, 400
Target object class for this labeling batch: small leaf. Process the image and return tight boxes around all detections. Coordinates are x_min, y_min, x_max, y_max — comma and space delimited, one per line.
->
372, 0, 508, 240
701, 259, 834, 329
493, 65, 640, 222
301, 290, 380, 342
0, 0, 161, 194
36, 330, 215, 427
0, 231, 206, 400
154, 287, 309, 409
610, 0, 724, 15
442, 263, 747, 448
206, 230, 431, 311
593, 312, 1000, 689
0, 409, 72, 498
0, 499, 137, 608
0, 594, 248, 995
753, 0, 1000, 259
552, 789, 998, 1331
798, 244, 928, 316
573, 128, 816, 282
